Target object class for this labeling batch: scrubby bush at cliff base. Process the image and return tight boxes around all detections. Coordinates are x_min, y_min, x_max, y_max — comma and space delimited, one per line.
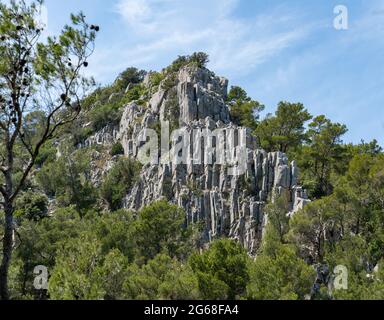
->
130, 201, 191, 262
7, 196, 384, 300
247, 226, 315, 300
99, 158, 142, 211
8, 201, 209, 299
7, 199, 314, 300
189, 239, 250, 300
89, 103, 122, 132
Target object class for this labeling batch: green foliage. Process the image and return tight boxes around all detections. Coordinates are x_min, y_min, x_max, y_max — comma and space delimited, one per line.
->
11, 207, 83, 299
114, 67, 146, 91
332, 260, 384, 300
73, 69, 148, 143
0, 4, 97, 302
48, 233, 106, 300
34, 141, 57, 167
347, 139, 383, 156
88, 102, 123, 132
289, 197, 337, 263
149, 72, 165, 87
0, 5, 97, 301
11, 202, 198, 300
100, 158, 141, 211
189, 52, 210, 68
99, 249, 130, 300
166, 55, 189, 73
247, 226, 315, 300
131, 200, 190, 262
265, 191, 291, 242
228, 86, 264, 129
110, 142, 124, 156
296, 115, 348, 198
15, 191, 48, 221
227, 86, 248, 102
165, 52, 209, 74
72, 126, 94, 146
92, 209, 135, 260
287, 152, 384, 300
124, 254, 200, 300
12, 207, 136, 299
255, 101, 312, 153
37, 146, 98, 217
189, 239, 250, 299
330, 154, 384, 250
3, 41, 384, 301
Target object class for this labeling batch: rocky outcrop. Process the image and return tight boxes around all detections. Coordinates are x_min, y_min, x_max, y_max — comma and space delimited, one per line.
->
92, 65, 309, 254
80, 124, 119, 149
177, 67, 230, 125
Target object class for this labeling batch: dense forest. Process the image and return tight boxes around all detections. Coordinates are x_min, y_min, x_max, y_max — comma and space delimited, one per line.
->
0, 1, 383, 300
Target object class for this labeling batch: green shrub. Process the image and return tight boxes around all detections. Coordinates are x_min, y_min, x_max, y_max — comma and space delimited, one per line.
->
111, 142, 125, 156
115, 67, 146, 91
100, 158, 142, 211
15, 191, 49, 221
150, 72, 165, 87
164, 52, 209, 74
36, 147, 98, 217
131, 200, 190, 262
90, 103, 122, 132
189, 52, 209, 68
189, 239, 250, 300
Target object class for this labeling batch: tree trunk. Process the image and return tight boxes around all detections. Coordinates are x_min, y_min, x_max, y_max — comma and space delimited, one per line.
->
0, 203, 14, 300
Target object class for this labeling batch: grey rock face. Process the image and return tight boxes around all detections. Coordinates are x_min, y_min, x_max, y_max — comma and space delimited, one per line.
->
177, 66, 230, 125
95, 65, 309, 254
80, 124, 119, 149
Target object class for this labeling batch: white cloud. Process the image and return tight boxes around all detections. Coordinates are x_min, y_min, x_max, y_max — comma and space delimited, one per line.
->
83, 0, 384, 145
116, 0, 152, 26
102, 0, 312, 81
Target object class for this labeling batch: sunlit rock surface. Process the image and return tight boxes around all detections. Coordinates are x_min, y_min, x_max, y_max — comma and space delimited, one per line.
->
84, 65, 309, 254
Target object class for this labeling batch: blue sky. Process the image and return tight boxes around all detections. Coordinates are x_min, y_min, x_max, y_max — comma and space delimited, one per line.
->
43, 0, 384, 145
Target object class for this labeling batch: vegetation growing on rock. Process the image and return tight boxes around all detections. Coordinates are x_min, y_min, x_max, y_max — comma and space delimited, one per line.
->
0, 1, 383, 301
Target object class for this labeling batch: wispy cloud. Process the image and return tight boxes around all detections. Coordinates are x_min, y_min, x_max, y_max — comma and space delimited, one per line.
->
242, 1, 384, 145
116, 0, 152, 26
44, 0, 384, 145
93, 0, 312, 81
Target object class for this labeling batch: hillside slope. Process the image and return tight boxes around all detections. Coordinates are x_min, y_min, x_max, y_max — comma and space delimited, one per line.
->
79, 63, 309, 254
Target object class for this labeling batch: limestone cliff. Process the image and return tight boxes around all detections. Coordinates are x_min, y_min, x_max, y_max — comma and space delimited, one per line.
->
83, 65, 310, 254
